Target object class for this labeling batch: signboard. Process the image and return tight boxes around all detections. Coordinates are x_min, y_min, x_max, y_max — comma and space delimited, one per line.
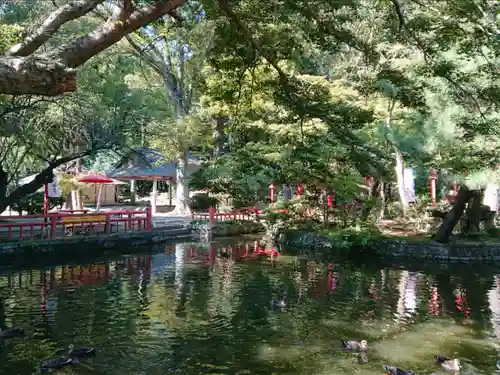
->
62, 215, 106, 223
47, 175, 61, 198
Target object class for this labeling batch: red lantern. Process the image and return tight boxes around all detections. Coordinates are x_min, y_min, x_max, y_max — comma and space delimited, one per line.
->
296, 184, 303, 196
327, 194, 333, 208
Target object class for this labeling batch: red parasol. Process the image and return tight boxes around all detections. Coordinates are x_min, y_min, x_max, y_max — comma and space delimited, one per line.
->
78, 174, 113, 184
78, 174, 113, 211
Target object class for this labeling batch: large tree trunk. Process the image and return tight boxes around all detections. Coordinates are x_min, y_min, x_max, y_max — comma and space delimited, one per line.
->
212, 115, 228, 157
433, 185, 473, 243
175, 148, 190, 215
377, 181, 386, 223
463, 190, 483, 234
361, 179, 380, 221
394, 150, 409, 214
0, 0, 185, 95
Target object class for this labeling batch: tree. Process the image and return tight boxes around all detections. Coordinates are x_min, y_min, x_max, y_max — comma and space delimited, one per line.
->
0, 43, 155, 212
126, 8, 213, 212
212, 0, 498, 236
0, 0, 185, 95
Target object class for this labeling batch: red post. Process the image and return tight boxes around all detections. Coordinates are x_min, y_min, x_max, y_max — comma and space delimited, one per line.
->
269, 184, 276, 203
209, 247, 215, 265
43, 183, 49, 218
429, 168, 437, 208
209, 207, 215, 227
296, 184, 303, 197
146, 207, 153, 231
327, 194, 333, 208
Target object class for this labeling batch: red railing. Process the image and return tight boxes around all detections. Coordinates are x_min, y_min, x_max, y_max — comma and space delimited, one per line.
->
0, 209, 90, 220
0, 208, 152, 242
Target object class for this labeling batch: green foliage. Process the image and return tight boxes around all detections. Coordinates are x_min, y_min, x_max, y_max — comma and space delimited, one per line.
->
10, 192, 64, 215
188, 193, 218, 212
324, 224, 382, 249
1, 0, 500, 239
0, 24, 23, 54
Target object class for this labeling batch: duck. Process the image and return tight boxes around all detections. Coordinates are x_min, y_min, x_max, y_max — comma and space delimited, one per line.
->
272, 298, 287, 309
256, 248, 280, 257
436, 355, 461, 372
217, 250, 231, 259
383, 365, 415, 375
271, 292, 287, 309
0, 327, 24, 338
358, 351, 368, 363
56, 344, 96, 358
40, 357, 74, 372
341, 339, 368, 351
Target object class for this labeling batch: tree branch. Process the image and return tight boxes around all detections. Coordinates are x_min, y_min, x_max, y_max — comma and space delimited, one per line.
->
0, 0, 185, 95
6, 0, 106, 57
57, 0, 186, 68
0, 148, 98, 211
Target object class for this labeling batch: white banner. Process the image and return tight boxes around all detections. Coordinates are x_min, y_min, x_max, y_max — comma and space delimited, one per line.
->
47, 175, 61, 198
403, 168, 416, 203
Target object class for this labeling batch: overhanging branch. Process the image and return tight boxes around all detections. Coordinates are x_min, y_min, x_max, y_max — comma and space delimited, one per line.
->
0, 0, 186, 95
7, 0, 106, 57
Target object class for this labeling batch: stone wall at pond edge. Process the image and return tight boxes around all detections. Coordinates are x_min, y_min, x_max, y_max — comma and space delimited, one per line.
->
191, 220, 266, 237
0, 226, 193, 259
280, 230, 500, 263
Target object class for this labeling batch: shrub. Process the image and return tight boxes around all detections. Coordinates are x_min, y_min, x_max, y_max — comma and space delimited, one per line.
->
11, 192, 65, 215
324, 223, 382, 248
188, 193, 219, 212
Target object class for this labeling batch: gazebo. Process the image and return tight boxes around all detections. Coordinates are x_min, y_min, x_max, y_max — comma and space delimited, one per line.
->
106, 148, 201, 214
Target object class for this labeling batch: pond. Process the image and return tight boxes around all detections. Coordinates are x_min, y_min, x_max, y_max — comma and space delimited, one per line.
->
0, 238, 500, 374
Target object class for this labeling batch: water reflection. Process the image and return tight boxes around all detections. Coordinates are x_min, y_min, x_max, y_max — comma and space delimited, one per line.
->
0, 239, 499, 374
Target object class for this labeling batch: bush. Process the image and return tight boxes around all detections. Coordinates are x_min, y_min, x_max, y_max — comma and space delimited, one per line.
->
11, 192, 65, 215
188, 193, 219, 212
324, 223, 382, 248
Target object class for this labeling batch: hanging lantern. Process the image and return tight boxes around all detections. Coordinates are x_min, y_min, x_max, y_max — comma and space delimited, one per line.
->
327, 194, 333, 208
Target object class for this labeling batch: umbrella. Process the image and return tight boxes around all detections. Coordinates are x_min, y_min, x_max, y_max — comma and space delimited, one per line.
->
78, 174, 113, 212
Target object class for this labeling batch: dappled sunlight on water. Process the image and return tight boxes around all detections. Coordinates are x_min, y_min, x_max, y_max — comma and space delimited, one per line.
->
0, 239, 499, 373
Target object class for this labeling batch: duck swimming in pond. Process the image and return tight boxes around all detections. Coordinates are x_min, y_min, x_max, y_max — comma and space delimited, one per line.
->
436, 356, 461, 372
271, 292, 287, 309
0, 327, 24, 338
383, 364, 415, 375
272, 298, 287, 309
56, 344, 96, 358
218, 249, 231, 258
40, 357, 74, 372
341, 339, 368, 351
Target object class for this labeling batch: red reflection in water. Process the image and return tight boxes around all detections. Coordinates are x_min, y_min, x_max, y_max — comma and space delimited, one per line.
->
428, 287, 441, 316
456, 293, 471, 319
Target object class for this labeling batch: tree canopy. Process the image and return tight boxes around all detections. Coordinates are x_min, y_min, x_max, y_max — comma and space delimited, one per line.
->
0, 0, 499, 241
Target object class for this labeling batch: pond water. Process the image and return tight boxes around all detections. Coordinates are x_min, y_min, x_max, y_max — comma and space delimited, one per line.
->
1, 239, 500, 374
